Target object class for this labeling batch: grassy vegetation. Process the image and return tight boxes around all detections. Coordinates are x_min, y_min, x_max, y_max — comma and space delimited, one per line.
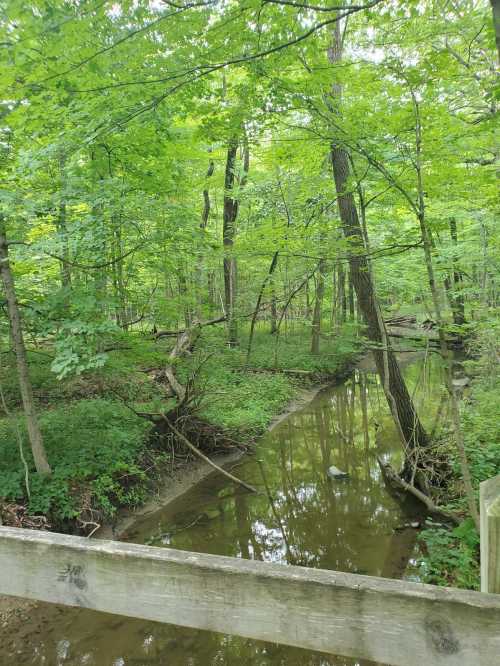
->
0, 324, 361, 531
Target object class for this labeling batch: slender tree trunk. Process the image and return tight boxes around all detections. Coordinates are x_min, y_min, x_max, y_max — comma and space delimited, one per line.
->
196, 158, 214, 318
311, 258, 326, 355
348, 267, 355, 320
223, 140, 239, 347
327, 21, 428, 453
337, 260, 346, 324
207, 270, 216, 315
490, 0, 500, 63
178, 266, 191, 329
444, 218, 466, 329
112, 218, 127, 328
247, 251, 279, 362
305, 276, 312, 318
57, 154, 72, 290
0, 218, 51, 475
270, 278, 278, 335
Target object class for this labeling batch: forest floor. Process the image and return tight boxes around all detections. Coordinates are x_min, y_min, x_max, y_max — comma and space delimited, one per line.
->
0, 323, 362, 535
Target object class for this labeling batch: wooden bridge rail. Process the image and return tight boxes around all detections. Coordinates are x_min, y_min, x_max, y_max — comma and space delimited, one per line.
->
481, 473, 500, 594
1, 526, 500, 666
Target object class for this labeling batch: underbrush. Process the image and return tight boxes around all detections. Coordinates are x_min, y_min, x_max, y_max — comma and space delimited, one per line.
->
416, 335, 500, 590
0, 400, 154, 530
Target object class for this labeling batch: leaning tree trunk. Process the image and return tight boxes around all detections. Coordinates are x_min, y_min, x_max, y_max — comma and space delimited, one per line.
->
327, 21, 428, 454
0, 217, 51, 475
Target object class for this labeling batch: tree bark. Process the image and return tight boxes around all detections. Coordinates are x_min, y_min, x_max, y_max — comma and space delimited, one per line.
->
196, 158, 214, 318
337, 260, 346, 324
311, 258, 326, 355
448, 218, 466, 327
247, 251, 279, 362
223, 140, 240, 347
327, 21, 428, 453
0, 217, 51, 475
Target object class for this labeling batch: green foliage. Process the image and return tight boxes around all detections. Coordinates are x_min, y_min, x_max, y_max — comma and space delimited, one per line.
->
51, 319, 116, 379
200, 368, 294, 434
461, 377, 500, 485
418, 519, 480, 590
0, 399, 152, 523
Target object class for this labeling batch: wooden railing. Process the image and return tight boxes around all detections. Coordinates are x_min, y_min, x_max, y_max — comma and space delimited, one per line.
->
1, 523, 500, 666
480, 473, 500, 594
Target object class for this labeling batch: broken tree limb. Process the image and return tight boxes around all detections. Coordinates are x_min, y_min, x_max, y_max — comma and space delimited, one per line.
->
377, 457, 461, 526
163, 322, 205, 404
161, 414, 257, 494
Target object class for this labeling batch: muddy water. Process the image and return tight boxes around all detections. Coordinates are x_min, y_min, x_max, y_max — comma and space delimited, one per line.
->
3, 352, 447, 666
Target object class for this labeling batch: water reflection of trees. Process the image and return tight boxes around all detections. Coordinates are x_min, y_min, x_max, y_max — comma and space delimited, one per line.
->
13, 357, 446, 666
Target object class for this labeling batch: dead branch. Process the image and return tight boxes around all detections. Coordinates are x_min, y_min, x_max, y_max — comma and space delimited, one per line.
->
377, 457, 461, 525
161, 414, 257, 493
153, 315, 226, 339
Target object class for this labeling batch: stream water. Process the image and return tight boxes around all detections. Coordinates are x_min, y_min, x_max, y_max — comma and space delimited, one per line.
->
3, 351, 449, 666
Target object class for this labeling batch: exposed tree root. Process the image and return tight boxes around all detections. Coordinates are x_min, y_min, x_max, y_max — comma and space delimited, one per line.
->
377, 457, 461, 525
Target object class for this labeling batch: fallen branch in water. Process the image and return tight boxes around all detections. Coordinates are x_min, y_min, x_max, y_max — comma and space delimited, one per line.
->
161, 414, 257, 494
377, 457, 461, 526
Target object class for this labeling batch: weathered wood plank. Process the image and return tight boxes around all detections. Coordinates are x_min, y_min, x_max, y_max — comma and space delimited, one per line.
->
1, 527, 499, 666
481, 473, 500, 594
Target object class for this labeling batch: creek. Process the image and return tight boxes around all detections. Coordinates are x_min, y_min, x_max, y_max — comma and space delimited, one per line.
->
3, 351, 448, 666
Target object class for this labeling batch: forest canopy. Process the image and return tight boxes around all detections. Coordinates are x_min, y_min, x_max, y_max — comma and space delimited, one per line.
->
0, 0, 498, 589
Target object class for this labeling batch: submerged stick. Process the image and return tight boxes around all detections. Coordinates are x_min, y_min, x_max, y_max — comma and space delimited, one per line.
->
161, 414, 257, 494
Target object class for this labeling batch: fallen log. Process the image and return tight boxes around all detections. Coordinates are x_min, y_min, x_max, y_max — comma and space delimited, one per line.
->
377, 457, 461, 526
153, 315, 226, 339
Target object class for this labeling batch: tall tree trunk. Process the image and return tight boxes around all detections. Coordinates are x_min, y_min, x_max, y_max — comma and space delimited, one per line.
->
348, 266, 355, 320
223, 140, 239, 347
57, 154, 72, 290
223, 137, 249, 347
112, 217, 127, 328
270, 278, 278, 335
0, 218, 51, 475
337, 260, 346, 324
327, 21, 428, 454
444, 218, 466, 329
311, 258, 326, 355
196, 158, 214, 318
